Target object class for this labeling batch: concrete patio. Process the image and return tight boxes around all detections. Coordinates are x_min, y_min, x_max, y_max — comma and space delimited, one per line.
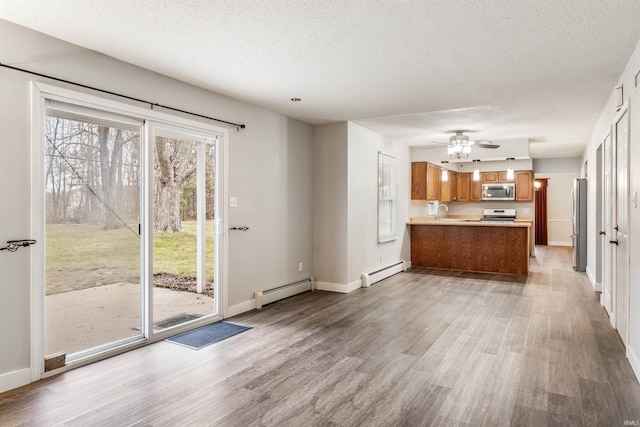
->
45, 282, 214, 356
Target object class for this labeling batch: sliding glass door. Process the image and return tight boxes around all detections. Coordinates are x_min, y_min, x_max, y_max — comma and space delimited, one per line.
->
150, 126, 219, 331
44, 103, 143, 361
38, 94, 225, 371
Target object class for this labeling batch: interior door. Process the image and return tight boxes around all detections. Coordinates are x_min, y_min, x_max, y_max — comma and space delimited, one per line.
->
614, 107, 629, 345
603, 130, 614, 316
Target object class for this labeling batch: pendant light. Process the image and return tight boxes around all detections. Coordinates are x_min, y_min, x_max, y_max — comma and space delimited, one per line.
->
472, 159, 480, 181
441, 161, 448, 182
506, 158, 515, 180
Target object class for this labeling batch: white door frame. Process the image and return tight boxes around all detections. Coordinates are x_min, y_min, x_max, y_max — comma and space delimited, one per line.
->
614, 102, 630, 345
601, 127, 613, 316
30, 82, 229, 380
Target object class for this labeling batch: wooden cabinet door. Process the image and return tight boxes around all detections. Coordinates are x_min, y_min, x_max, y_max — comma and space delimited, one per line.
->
499, 171, 514, 182
450, 171, 457, 201
411, 162, 427, 200
482, 171, 499, 183
426, 162, 441, 200
471, 177, 483, 201
441, 170, 458, 202
456, 172, 470, 201
515, 170, 533, 201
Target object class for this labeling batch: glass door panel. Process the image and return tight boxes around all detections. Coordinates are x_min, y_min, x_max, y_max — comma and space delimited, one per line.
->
152, 133, 215, 331
44, 111, 142, 360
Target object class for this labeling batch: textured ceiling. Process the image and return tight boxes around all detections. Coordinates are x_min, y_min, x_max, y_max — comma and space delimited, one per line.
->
2, 0, 640, 158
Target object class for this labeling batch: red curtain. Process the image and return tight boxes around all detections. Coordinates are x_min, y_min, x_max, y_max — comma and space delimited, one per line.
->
535, 179, 548, 245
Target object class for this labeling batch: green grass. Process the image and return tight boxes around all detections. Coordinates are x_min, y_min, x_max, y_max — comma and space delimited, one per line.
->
46, 221, 215, 294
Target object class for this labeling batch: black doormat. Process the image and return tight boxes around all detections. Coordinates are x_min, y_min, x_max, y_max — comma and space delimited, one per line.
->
165, 321, 251, 350
154, 313, 202, 329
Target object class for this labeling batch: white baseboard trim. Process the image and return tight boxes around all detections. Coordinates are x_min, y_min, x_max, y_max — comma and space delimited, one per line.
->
548, 241, 572, 247
405, 261, 412, 269
0, 367, 31, 394
585, 266, 601, 292
316, 279, 362, 294
628, 344, 640, 384
225, 299, 255, 318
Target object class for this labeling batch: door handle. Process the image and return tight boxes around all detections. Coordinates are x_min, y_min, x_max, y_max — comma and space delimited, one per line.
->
610, 240, 619, 246
229, 226, 250, 231
599, 231, 606, 235
614, 225, 619, 231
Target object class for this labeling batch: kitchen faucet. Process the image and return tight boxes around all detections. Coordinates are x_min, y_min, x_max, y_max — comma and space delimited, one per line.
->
436, 204, 448, 220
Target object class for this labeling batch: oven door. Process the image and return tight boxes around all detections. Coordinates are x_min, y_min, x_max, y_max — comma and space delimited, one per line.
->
482, 184, 515, 200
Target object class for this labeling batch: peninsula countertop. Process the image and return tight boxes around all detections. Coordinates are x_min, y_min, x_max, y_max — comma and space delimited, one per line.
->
407, 215, 532, 227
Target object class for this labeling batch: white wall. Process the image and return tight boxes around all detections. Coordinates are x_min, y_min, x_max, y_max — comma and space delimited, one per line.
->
536, 173, 575, 246
0, 20, 313, 389
347, 123, 411, 283
313, 123, 349, 286
533, 157, 582, 174
582, 36, 640, 381
312, 122, 411, 289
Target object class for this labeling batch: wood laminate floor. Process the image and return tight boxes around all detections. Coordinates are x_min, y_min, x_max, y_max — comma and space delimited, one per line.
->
1, 246, 640, 426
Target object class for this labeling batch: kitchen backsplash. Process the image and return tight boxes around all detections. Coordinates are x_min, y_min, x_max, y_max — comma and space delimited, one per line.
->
410, 200, 534, 218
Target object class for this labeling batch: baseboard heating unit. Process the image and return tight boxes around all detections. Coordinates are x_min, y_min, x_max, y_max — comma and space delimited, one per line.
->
361, 260, 407, 287
254, 277, 315, 309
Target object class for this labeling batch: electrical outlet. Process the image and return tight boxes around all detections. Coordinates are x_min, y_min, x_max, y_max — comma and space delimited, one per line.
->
298, 262, 303, 272
229, 196, 238, 208
380, 254, 384, 262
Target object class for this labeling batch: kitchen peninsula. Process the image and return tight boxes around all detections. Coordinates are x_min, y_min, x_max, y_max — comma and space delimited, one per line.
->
408, 216, 532, 276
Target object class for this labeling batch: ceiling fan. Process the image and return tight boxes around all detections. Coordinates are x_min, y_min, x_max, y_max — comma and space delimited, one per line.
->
418, 130, 500, 160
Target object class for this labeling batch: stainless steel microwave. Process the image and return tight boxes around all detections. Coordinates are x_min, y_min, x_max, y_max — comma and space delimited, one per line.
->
482, 183, 515, 201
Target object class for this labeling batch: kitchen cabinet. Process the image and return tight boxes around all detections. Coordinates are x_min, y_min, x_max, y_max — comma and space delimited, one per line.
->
411, 162, 427, 200
515, 170, 533, 201
498, 171, 514, 182
426, 163, 442, 200
471, 177, 483, 201
441, 170, 457, 202
483, 171, 514, 183
411, 162, 441, 200
481, 171, 499, 183
456, 172, 470, 201
410, 222, 530, 276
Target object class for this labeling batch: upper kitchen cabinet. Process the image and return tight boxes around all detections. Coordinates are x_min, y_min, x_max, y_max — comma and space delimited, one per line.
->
515, 170, 533, 201
471, 177, 483, 201
456, 172, 470, 201
441, 170, 458, 202
482, 171, 513, 183
481, 171, 499, 183
411, 162, 441, 200
498, 171, 514, 182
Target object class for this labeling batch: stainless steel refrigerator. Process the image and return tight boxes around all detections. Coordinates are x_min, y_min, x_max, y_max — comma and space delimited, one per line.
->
571, 178, 587, 271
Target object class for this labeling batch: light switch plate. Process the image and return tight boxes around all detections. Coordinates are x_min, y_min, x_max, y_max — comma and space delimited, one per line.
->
230, 196, 238, 208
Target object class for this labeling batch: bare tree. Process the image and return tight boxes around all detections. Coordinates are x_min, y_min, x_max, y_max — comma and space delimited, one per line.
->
154, 137, 197, 232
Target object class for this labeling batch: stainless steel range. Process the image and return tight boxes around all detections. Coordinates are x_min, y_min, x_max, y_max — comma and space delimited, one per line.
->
480, 208, 516, 223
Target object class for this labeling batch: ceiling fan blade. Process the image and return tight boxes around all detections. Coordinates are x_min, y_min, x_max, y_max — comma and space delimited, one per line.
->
416, 145, 445, 150
476, 140, 500, 149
